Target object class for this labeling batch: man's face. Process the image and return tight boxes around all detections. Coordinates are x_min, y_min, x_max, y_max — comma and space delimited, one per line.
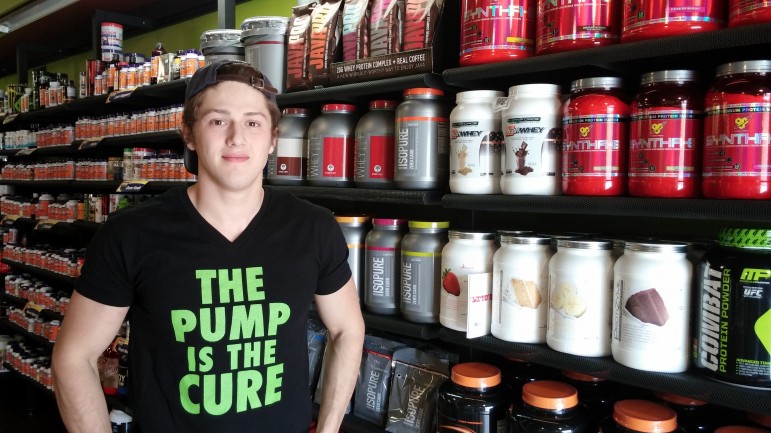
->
184, 80, 276, 192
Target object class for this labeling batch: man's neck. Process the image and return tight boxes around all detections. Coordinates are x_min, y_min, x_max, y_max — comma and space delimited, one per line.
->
186, 181, 265, 242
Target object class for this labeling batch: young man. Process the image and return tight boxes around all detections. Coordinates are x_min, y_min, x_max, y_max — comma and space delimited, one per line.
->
52, 61, 365, 433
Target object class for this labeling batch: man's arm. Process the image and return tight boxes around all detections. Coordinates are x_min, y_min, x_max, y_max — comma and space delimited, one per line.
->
313, 277, 365, 433
52, 291, 129, 433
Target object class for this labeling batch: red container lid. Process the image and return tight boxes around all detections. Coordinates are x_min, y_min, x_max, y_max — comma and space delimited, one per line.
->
522, 380, 579, 410
372, 218, 407, 227
370, 100, 398, 110
403, 88, 444, 97
561, 370, 606, 383
451, 362, 501, 389
283, 107, 311, 116
322, 103, 356, 112
613, 400, 678, 433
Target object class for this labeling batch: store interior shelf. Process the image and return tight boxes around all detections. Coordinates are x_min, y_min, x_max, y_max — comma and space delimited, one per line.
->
0, 320, 54, 348
2, 362, 54, 395
442, 23, 771, 89
2, 259, 78, 286
78, 130, 182, 151
362, 312, 441, 340
440, 329, 771, 416
0, 180, 192, 193
442, 194, 771, 224
267, 185, 444, 206
276, 74, 446, 106
0, 293, 64, 321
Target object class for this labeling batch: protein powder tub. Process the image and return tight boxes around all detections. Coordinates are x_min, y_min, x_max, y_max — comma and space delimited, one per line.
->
694, 228, 771, 389
364, 218, 407, 315
307, 104, 358, 187
703, 60, 771, 199
562, 77, 630, 196
336, 215, 371, 300
599, 400, 678, 433
729, 0, 771, 26
199, 29, 245, 64
491, 234, 553, 343
654, 392, 721, 433
612, 241, 692, 373
401, 221, 450, 323
561, 370, 617, 431
547, 239, 614, 357
628, 70, 702, 198
509, 380, 590, 433
354, 100, 397, 189
621, 0, 725, 42
267, 107, 312, 186
460, 0, 536, 65
394, 88, 450, 190
439, 230, 496, 332
437, 362, 510, 433
535, 0, 620, 55
502, 84, 563, 195
450, 90, 505, 194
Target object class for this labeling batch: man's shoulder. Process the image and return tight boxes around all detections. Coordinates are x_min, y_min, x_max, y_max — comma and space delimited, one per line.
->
103, 187, 185, 227
267, 187, 334, 220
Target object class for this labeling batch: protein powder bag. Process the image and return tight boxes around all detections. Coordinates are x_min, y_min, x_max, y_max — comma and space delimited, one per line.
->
386, 347, 450, 433
353, 336, 405, 426
370, 0, 404, 57
402, 0, 444, 51
286, 2, 316, 92
342, 0, 371, 61
309, 0, 344, 87
307, 319, 327, 397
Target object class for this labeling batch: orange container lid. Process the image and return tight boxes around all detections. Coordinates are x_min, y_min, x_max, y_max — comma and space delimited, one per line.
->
522, 380, 579, 410
715, 427, 771, 433
403, 87, 444, 97
451, 362, 501, 389
335, 215, 370, 224
562, 370, 606, 382
613, 400, 678, 433
654, 392, 707, 407
748, 412, 771, 428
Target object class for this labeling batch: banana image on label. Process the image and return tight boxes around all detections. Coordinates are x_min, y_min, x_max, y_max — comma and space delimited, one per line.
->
551, 283, 586, 318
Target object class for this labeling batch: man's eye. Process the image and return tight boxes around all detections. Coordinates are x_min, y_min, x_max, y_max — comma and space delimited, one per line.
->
211, 119, 225, 126
247, 121, 261, 127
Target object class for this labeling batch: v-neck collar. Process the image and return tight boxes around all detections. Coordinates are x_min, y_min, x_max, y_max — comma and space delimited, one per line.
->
179, 186, 272, 246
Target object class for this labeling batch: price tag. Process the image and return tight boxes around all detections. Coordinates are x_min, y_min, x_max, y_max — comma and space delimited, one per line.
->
1, 216, 17, 227
35, 219, 58, 231
23, 302, 43, 320
79, 139, 103, 150
117, 180, 149, 193
16, 148, 36, 156
3, 114, 18, 124
107, 90, 135, 103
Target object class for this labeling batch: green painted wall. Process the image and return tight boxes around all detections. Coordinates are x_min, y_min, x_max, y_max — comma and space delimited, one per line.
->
0, 0, 295, 90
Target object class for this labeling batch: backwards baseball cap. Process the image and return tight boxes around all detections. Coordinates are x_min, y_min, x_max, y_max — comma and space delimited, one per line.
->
185, 60, 278, 103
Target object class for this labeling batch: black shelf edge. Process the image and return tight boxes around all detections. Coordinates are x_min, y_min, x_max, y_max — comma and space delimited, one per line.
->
362, 312, 441, 340
0, 180, 192, 193
91, 130, 182, 150
2, 361, 54, 395
0, 293, 64, 321
442, 194, 771, 224
276, 73, 446, 106
1, 259, 78, 287
313, 404, 386, 433
439, 330, 771, 416
0, 319, 54, 348
442, 23, 771, 88
267, 185, 444, 206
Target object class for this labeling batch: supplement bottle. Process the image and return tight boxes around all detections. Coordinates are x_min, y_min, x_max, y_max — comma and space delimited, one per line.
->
509, 380, 590, 433
450, 90, 504, 194
628, 70, 702, 198
612, 242, 692, 373
561, 370, 616, 432
364, 218, 407, 315
491, 234, 552, 343
729, 0, 771, 26
599, 400, 678, 433
460, 0, 536, 65
437, 362, 510, 433
200, 29, 245, 64
694, 228, 771, 389
502, 84, 562, 195
547, 239, 614, 357
354, 100, 397, 189
400, 221, 450, 323
307, 104, 358, 187
267, 107, 312, 186
654, 392, 721, 433
394, 88, 450, 190
621, 0, 725, 42
703, 60, 771, 199
562, 77, 630, 196
536, 0, 620, 55
439, 230, 496, 332
336, 215, 371, 300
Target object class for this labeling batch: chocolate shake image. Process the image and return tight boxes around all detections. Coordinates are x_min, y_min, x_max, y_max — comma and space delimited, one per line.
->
515, 142, 533, 175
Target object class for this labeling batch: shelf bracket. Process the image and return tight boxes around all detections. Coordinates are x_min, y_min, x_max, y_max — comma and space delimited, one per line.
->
92, 9, 154, 61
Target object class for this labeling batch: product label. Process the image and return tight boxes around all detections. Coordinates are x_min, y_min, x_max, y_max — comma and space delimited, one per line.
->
450, 120, 504, 179
403, 0, 442, 51
629, 109, 699, 179
395, 116, 449, 180
695, 260, 771, 386
462, 0, 535, 55
342, 0, 370, 61
370, 0, 403, 57
729, 0, 771, 19
401, 251, 441, 318
439, 248, 490, 331
275, 137, 305, 178
438, 409, 507, 433
357, 134, 395, 180
537, 0, 618, 48
623, 0, 723, 31
562, 114, 626, 179
287, 5, 314, 91
354, 347, 395, 424
503, 115, 561, 178
492, 255, 549, 342
366, 247, 400, 306
308, 136, 352, 180
703, 100, 771, 179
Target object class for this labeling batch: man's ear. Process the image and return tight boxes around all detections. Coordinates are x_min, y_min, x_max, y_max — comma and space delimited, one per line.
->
181, 124, 195, 151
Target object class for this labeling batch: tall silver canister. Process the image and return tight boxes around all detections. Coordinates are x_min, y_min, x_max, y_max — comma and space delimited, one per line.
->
307, 104, 358, 187
364, 218, 407, 315
241, 16, 289, 93
400, 220, 450, 323
200, 29, 245, 65
267, 107, 313, 185
336, 215, 372, 300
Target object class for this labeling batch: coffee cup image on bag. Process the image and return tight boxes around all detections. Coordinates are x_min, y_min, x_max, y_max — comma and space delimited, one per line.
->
550, 283, 586, 318
624, 288, 669, 326
502, 278, 542, 309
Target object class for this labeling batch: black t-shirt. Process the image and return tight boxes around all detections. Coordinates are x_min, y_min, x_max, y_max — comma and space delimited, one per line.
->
76, 187, 351, 433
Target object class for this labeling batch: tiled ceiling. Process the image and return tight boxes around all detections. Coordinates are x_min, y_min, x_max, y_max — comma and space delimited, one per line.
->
0, 0, 235, 78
